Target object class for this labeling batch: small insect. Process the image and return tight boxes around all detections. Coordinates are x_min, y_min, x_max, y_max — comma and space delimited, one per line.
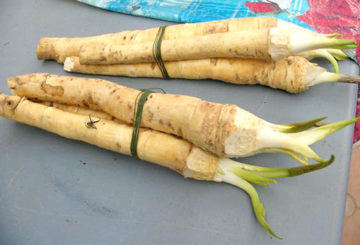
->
85, 114, 100, 129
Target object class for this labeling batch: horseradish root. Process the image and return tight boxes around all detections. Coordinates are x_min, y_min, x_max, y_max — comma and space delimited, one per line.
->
0, 93, 334, 238
64, 56, 360, 93
77, 27, 355, 64
37, 17, 353, 65
8, 73, 359, 164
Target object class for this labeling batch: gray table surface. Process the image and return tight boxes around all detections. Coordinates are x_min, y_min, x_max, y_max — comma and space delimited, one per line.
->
0, 1, 358, 244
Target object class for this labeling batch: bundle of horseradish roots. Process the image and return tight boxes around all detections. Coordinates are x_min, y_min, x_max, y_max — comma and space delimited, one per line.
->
36, 17, 359, 93
1, 73, 359, 238
1, 17, 359, 239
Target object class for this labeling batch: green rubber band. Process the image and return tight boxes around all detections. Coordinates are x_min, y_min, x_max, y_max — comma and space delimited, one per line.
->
130, 90, 152, 157
153, 26, 170, 79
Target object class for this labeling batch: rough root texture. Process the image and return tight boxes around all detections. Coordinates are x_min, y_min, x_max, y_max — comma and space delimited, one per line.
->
0, 94, 219, 180
8, 73, 264, 157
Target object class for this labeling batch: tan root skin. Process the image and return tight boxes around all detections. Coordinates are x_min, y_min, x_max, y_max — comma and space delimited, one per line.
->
38, 101, 219, 179
8, 73, 264, 157
37, 17, 279, 63
65, 56, 312, 93
0, 93, 219, 180
78, 30, 271, 64
38, 101, 115, 121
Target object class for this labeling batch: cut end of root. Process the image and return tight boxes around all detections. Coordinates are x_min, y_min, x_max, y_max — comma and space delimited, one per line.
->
36, 38, 55, 60
64, 57, 75, 72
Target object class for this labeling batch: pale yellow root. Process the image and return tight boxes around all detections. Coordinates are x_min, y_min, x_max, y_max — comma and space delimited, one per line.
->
38, 101, 115, 121
0, 93, 219, 180
65, 56, 316, 93
37, 17, 278, 63
78, 30, 271, 64
2, 95, 338, 238
8, 73, 264, 157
